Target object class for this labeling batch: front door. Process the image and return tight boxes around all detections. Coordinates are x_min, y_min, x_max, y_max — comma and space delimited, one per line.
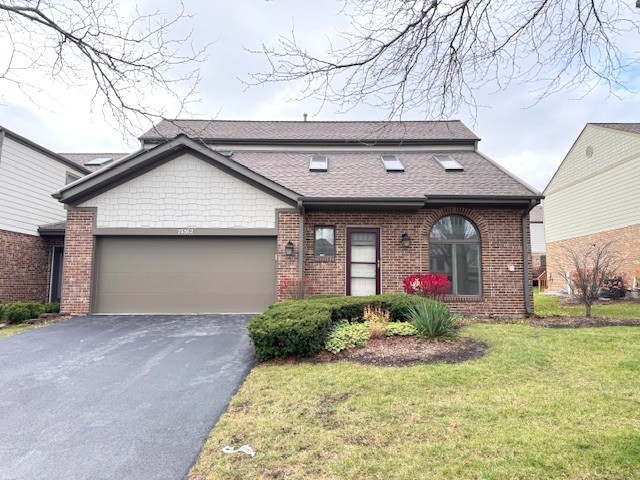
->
346, 228, 380, 296
50, 247, 64, 303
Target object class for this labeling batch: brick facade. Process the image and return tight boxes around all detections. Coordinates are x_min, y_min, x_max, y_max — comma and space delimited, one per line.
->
61, 206, 532, 317
276, 210, 301, 295
546, 223, 640, 292
279, 207, 532, 317
0, 229, 61, 303
61, 209, 96, 315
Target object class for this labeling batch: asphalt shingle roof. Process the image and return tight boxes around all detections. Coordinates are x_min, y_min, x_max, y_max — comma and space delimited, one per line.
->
229, 150, 537, 198
140, 120, 479, 143
59, 153, 129, 172
591, 123, 640, 135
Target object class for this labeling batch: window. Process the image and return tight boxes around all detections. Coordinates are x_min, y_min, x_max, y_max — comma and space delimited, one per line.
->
314, 226, 335, 257
540, 255, 547, 267
66, 172, 80, 184
434, 154, 464, 171
309, 155, 328, 172
381, 154, 404, 172
429, 215, 481, 295
84, 157, 113, 166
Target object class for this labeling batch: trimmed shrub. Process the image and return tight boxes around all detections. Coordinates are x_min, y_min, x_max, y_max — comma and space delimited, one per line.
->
407, 299, 455, 339
324, 321, 370, 354
403, 273, 451, 299
0, 302, 60, 324
248, 294, 429, 360
6, 305, 32, 325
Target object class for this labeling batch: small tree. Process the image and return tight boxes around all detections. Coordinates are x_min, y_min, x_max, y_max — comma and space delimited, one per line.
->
558, 242, 622, 317
277, 277, 314, 300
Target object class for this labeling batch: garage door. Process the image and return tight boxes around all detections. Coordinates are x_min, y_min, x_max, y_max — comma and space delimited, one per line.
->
93, 236, 276, 314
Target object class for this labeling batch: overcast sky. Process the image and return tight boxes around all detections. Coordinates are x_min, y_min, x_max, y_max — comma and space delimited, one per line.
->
1, 1, 639, 194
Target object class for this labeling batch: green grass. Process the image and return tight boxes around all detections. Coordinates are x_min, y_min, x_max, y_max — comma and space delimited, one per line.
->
534, 289, 640, 319
189, 324, 640, 479
0, 324, 35, 339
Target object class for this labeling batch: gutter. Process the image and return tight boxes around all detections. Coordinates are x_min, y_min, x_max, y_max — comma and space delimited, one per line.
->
297, 200, 305, 280
521, 199, 540, 317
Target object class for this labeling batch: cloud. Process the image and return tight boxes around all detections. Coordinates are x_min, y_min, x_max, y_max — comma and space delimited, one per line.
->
0, 0, 638, 196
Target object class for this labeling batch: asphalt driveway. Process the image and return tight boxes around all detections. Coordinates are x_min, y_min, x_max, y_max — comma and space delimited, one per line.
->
0, 315, 254, 480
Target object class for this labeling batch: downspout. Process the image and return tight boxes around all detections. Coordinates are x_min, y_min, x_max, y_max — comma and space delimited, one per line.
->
297, 200, 305, 280
521, 199, 539, 317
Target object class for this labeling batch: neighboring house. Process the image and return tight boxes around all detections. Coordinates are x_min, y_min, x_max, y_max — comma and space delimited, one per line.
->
54, 120, 542, 317
529, 205, 546, 277
0, 127, 89, 304
545, 123, 640, 291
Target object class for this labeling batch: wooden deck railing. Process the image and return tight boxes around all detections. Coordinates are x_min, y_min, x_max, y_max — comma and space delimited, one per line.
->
537, 269, 548, 292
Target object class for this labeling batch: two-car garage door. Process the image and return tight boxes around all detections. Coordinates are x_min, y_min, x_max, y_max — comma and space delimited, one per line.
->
93, 236, 277, 314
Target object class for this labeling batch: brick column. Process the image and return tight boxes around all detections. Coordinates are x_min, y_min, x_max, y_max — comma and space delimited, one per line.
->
61, 208, 96, 315
276, 210, 301, 301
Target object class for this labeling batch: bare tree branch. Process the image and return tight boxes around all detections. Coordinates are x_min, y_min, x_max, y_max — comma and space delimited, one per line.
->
0, 0, 207, 137
249, 0, 640, 119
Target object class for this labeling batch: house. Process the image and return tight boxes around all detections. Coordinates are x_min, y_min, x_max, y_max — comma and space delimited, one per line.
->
0, 127, 89, 304
54, 120, 542, 317
544, 123, 640, 291
529, 205, 546, 281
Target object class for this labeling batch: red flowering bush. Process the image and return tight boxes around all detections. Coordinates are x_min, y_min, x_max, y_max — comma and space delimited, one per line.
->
277, 277, 314, 300
403, 274, 451, 299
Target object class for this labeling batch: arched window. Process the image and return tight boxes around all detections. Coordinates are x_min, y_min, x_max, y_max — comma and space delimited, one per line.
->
429, 215, 481, 296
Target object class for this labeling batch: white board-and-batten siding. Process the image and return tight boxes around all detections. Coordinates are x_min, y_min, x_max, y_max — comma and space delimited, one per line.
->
79, 153, 291, 229
545, 125, 640, 244
0, 136, 84, 236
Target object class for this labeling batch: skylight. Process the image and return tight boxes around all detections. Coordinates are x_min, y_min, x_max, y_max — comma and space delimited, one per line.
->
434, 154, 464, 171
84, 157, 113, 166
381, 154, 404, 172
309, 154, 328, 172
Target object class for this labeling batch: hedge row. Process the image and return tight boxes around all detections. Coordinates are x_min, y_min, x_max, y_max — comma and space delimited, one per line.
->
0, 302, 60, 325
248, 294, 427, 361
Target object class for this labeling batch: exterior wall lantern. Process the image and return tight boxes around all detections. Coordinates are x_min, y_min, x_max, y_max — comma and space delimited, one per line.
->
285, 241, 294, 256
401, 233, 411, 248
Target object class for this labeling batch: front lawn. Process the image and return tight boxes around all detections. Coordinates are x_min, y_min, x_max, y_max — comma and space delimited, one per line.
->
0, 324, 35, 339
190, 324, 640, 479
534, 289, 640, 319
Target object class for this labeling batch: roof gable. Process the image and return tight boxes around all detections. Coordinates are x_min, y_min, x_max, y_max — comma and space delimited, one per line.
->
545, 123, 640, 195
54, 135, 300, 205
0, 126, 90, 175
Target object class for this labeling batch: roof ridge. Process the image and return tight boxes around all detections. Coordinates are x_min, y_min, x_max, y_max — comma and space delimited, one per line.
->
157, 119, 464, 124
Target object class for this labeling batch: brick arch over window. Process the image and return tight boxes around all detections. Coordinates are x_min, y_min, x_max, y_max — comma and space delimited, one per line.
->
423, 207, 489, 242
424, 209, 486, 297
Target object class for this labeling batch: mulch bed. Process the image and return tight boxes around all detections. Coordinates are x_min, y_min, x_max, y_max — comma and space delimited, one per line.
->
262, 336, 488, 367
262, 316, 640, 368
333, 336, 487, 367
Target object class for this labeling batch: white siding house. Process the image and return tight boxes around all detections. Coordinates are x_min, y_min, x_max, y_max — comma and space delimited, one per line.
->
544, 123, 640, 291
0, 126, 89, 303
0, 129, 87, 235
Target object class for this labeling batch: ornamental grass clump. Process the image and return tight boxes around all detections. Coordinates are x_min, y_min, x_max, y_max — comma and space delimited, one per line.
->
363, 304, 390, 339
407, 299, 456, 339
